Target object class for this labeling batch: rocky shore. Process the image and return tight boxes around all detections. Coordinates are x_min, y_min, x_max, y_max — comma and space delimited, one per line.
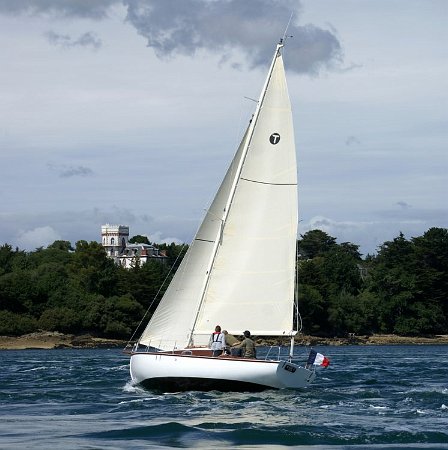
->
1, 331, 448, 350
0, 331, 128, 350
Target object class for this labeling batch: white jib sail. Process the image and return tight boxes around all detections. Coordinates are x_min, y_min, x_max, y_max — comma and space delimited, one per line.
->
139, 46, 297, 350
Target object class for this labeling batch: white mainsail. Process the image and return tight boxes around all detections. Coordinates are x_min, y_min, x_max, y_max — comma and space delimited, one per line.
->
139, 44, 297, 350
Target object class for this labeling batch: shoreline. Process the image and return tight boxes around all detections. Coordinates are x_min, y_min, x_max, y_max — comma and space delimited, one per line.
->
1, 331, 448, 350
0, 332, 128, 350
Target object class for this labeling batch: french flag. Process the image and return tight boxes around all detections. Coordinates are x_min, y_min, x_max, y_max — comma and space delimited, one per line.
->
307, 349, 330, 368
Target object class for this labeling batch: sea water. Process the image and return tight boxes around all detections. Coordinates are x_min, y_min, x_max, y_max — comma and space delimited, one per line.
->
0, 345, 447, 449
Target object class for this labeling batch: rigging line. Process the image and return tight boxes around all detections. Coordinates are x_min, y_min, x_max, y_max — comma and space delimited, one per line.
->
244, 96, 258, 103
240, 177, 297, 186
282, 12, 294, 43
195, 238, 214, 243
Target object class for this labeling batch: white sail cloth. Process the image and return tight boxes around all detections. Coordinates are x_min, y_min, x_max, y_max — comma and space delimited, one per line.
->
139, 49, 297, 350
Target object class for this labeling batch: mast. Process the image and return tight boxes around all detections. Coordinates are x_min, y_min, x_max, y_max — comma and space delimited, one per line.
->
188, 41, 285, 346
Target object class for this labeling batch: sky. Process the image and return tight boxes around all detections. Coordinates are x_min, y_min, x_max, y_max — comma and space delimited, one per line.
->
0, 0, 447, 256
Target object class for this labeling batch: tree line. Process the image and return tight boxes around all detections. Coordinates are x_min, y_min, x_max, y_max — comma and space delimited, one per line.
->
0, 239, 185, 338
0, 227, 446, 338
297, 227, 447, 337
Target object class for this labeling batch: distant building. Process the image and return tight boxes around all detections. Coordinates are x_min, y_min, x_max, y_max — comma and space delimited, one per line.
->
101, 224, 167, 268
101, 224, 129, 257
117, 242, 167, 269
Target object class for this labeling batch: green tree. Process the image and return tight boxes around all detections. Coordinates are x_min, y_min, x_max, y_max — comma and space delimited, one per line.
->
0, 244, 24, 276
129, 235, 150, 245
366, 230, 448, 335
322, 245, 363, 296
327, 290, 379, 335
38, 307, 82, 334
117, 259, 171, 310
298, 284, 325, 334
69, 241, 117, 295
157, 242, 188, 269
368, 233, 416, 334
412, 228, 448, 307
298, 230, 337, 259
48, 240, 73, 251
297, 233, 364, 336
99, 295, 145, 338
0, 310, 38, 335
0, 270, 39, 313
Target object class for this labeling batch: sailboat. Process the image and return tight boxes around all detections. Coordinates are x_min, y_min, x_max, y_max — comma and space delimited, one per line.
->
128, 39, 317, 392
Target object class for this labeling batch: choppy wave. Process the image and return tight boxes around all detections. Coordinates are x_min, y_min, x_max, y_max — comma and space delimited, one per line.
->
1, 346, 448, 449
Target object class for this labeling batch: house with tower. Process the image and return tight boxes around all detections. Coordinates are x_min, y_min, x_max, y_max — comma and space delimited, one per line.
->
101, 224, 167, 269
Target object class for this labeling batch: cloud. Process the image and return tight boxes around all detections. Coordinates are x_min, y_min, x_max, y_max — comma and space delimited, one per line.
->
16, 226, 61, 250
45, 31, 102, 50
147, 231, 182, 245
345, 135, 361, 146
123, 0, 343, 75
334, 62, 363, 74
47, 164, 94, 178
0, 0, 343, 74
396, 201, 411, 209
0, 0, 118, 19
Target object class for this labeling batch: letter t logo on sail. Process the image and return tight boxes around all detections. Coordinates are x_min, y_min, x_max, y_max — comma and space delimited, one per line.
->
269, 133, 281, 145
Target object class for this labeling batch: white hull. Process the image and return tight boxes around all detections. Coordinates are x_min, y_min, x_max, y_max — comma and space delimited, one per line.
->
130, 352, 316, 392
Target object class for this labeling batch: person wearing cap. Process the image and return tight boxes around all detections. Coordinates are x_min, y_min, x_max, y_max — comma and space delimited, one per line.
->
233, 330, 257, 359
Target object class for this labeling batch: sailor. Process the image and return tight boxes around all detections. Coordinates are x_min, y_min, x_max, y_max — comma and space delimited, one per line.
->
209, 325, 225, 357
222, 330, 239, 355
233, 330, 257, 358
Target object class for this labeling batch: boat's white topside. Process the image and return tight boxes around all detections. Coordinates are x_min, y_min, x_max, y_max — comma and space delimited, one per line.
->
130, 350, 316, 391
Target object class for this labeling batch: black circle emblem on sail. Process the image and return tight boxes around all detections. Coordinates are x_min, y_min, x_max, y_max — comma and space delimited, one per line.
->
269, 133, 281, 145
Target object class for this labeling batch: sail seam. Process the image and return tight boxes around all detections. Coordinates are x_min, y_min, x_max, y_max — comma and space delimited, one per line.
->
240, 177, 297, 186
195, 238, 214, 243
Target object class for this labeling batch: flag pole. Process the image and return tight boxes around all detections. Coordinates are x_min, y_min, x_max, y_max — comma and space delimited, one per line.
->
289, 336, 295, 361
